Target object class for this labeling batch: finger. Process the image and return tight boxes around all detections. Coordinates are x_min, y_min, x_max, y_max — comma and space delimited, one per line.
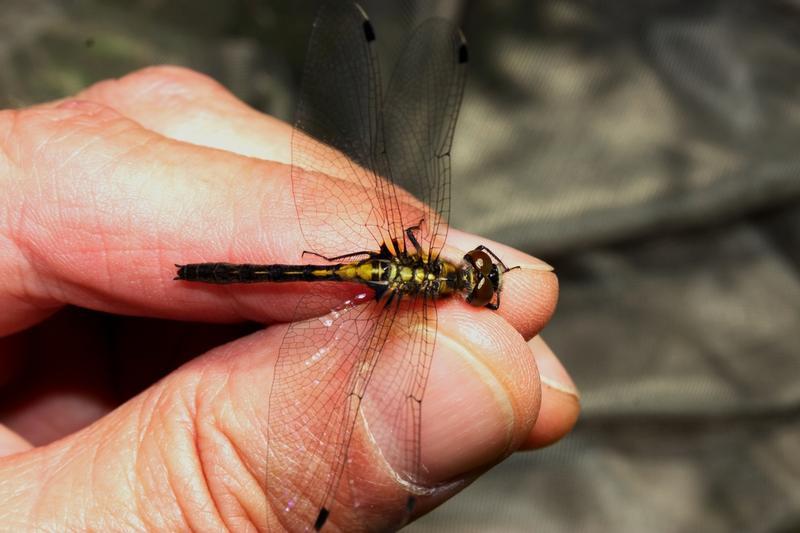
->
0, 294, 537, 531
2, 95, 417, 341
91, 66, 560, 340
1, 94, 557, 345
520, 336, 580, 450
0, 98, 307, 334
75, 67, 560, 341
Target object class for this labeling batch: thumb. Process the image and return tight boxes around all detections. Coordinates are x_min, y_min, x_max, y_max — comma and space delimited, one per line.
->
0, 300, 537, 532
266, 295, 538, 531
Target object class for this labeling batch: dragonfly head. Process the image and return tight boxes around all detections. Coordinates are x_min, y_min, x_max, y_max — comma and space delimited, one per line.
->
463, 248, 504, 309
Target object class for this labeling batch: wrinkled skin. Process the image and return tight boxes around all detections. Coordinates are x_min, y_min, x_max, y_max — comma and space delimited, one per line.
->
0, 67, 578, 531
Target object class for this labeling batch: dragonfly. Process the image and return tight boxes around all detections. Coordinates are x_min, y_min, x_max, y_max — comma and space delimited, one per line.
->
176, 1, 517, 530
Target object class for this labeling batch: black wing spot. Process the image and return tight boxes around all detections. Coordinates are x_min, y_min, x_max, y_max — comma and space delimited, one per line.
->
314, 507, 330, 531
406, 496, 417, 513
363, 20, 376, 42
458, 43, 469, 64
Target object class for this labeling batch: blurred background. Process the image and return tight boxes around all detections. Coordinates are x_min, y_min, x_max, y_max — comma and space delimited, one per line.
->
2, 0, 799, 531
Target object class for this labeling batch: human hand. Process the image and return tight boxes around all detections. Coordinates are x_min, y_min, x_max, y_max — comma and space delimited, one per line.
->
0, 66, 578, 531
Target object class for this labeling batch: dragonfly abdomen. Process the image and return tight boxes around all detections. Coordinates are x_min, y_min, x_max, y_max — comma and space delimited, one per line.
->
175, 260, 386, 285
175, 262, 350, 284
175, 256, 464, 299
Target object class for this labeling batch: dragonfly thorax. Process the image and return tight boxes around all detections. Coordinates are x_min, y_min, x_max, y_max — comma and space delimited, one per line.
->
375, 247, 507, 309
380, 254, 459, 299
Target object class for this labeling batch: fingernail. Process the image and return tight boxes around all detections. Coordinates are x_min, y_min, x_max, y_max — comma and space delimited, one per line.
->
516, 261, 554, 272
529, 336, 579, 399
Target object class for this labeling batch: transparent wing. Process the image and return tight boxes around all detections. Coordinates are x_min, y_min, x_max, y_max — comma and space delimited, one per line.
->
266, 294, 401, 531
273, 1, 468, 530
359, 294, 437, 496
291, 0, 406, 258
266, 293, 439, 531
379, 19, 468, 259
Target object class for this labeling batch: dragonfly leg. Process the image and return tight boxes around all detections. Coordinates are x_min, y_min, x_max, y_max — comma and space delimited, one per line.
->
405, 220, 425, 256
381, 287, 399, 309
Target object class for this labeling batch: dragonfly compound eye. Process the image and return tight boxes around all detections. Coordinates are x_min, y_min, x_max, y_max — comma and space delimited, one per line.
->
465, 249, 494, 276
467, 274, 497, 307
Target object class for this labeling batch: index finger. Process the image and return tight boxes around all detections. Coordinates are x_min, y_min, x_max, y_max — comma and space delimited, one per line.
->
76, 66, 559, 340
2, 71, 556, 343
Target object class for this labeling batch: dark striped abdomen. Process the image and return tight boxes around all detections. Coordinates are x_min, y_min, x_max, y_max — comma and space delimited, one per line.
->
175, 263, 341, 284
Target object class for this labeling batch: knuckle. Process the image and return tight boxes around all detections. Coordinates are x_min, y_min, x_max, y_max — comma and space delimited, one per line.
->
81, 65, 232, 107
0, 102, 126, 174
12, 99, 128, 155
123, 65, 220, 91
53, 98, 123, 120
